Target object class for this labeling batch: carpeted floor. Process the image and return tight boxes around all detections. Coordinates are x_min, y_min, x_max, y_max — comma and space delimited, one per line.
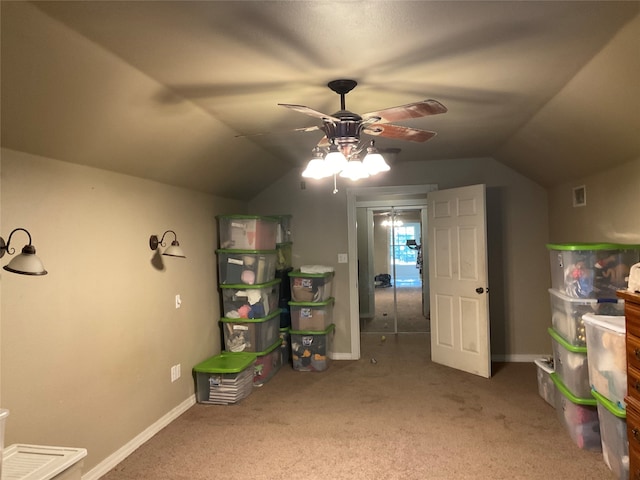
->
361, 286, 429, 333
101, 334, 613, 480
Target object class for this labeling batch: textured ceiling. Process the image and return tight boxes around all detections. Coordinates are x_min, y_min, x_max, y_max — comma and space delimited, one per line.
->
2, 1, 639, 200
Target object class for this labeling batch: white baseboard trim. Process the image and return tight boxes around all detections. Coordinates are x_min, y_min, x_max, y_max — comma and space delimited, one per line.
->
331, 353, 550, 362
82, 395, 196, 480
492, 353, 551, 363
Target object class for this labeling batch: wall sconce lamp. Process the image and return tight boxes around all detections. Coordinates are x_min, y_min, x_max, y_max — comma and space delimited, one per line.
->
149, 230, 186, 258
0, 228, 48, 275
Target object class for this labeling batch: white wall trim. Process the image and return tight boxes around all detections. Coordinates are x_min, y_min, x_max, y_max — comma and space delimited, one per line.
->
82, 395, 196, 480
492, 354, 550, 363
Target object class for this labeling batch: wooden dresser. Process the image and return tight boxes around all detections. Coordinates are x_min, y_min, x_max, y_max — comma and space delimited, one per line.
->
619, 290, 640, 479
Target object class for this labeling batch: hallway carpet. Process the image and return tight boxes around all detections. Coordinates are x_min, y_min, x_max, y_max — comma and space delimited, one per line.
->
101, 334, 611, 480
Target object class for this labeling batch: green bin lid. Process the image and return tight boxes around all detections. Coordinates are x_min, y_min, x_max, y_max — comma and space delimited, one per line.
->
591, 389, 626, 418
288, 297, 335, 307
289, 323, 336, 336
546, 242, 640, 251
549, 373, 596, 406
548, 327, 587, 354
220, 308, 282, 324
216, 214, 278, 222
288, 269, 334, 278
193, 352, 256, 374
219, 278, 281, 290
216, 248, 277, 255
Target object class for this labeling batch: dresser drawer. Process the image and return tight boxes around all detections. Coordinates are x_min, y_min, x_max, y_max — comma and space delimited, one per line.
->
630, 365, 640, 401
626, 396, 640, 478
628, 334, 640, 372
627, 300, 640, 337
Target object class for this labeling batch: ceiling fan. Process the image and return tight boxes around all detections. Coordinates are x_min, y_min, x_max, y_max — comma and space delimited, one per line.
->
279, 79, 448, 159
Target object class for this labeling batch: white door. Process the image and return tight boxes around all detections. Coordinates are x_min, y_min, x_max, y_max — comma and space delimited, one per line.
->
428, 184, 490, 378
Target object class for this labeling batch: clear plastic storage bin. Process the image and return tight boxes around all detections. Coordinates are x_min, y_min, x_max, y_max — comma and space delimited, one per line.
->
270, 214, 292, 244
289, 298, 334, 331
583, 314, 627, 409
193, 352, 256, 405
289, 269, 334, 302
216, 249, 277, 285
290, 324, 335, 372
549, 288, 624, 347
534, 358, 556, 408
549, 327, 591, 398
250, 338, 283, 386
276, 242, 293, 270
280, 327, 291, 366
546, 243, 640, 299
217, 214, 278, 250
592, 389, 628, 480
221, 309, 281, 353
551, 373, 601, 451
220, 279, 280, 319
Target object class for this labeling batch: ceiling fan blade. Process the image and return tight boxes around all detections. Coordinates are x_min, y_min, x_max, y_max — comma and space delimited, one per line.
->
363, 123, 437, 143
278, 104, 341, 123
235, 125, 321, 138
362, 100, 447, 124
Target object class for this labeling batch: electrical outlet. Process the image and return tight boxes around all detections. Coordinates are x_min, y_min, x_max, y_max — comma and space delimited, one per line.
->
338, 253, 348, 263
170, 364, 181, 382
175, 294, 182, 309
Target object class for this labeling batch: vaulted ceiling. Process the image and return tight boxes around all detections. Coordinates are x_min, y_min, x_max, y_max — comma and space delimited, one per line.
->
2, 1, 639, 200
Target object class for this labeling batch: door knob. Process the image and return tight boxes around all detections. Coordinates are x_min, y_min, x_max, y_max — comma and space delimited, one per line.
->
475, 287, 484, 294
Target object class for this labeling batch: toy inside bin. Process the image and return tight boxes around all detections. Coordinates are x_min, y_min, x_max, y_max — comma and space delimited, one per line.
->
546, 243, 640, 299
289, 269, 334, 302
290, 324, 335, 372
216, 249, 277, 285
217, 214, 278, 250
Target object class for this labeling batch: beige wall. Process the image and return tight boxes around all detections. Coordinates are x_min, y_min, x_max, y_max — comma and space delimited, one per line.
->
548, 157, 640, 243
249, 157, 551, 358
0, 148, 243, 473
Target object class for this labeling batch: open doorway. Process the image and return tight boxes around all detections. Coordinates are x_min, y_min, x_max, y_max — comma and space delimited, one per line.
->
358, 205, 430, 334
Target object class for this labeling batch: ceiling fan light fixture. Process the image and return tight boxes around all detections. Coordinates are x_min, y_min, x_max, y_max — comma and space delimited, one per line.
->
339, 157, 370, 181
324, 142, 348, 174
363, 141, 390, 175
302, 159, 331, 179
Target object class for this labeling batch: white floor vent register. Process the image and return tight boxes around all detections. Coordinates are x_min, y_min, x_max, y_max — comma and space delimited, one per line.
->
1, 444, 87, 480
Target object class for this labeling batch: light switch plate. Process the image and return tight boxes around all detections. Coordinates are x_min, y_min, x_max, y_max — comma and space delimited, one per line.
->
338, 253, 348, 263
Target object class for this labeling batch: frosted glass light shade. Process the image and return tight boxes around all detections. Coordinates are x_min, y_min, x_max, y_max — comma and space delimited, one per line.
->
3, 245, 47, 275
324, 148, 348, 174
363, 151, 390, 175
339, 159, 370, 181
302, 159, 331, 179
163, 241, 186, 258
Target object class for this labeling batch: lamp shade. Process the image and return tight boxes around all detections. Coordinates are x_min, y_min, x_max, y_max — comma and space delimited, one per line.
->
3, 244, 48, 275
163, 241, 186, 258
339, 159, 370, 181
324, 146, 348, 174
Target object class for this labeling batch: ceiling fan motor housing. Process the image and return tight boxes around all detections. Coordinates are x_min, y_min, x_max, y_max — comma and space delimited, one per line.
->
323, 110, 363, 149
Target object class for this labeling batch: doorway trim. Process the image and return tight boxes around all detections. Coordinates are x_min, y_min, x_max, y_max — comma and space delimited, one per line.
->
346, 184, 438, 359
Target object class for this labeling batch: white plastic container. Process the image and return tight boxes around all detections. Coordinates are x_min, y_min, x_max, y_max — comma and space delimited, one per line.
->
534, 358, 556, 408
2, 444, 87, 480
549, 288, 624, 347
583, 314, 627, 409
592, 389, 629, 480
0, 409, 8, 477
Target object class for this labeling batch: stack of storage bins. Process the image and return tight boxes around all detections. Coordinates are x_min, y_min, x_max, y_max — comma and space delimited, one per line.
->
270, 215, 294, 366
583, 314, 629, 479
216, 215, 284, 387
546, 243, 640, 453
288, 267, 335, 372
